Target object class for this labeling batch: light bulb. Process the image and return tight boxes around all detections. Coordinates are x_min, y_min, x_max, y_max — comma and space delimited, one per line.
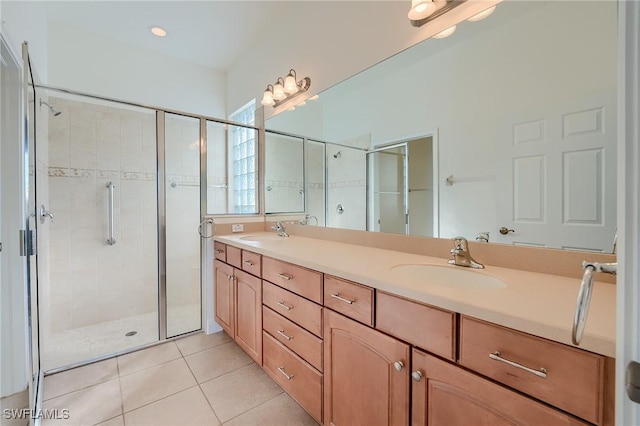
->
408, 0, 435, 21
308, 95, 319, 101
261, 88, 274, 106
284, 71, 298, 94
433, 25, 456, 39
273, 81, 286, 101
467, 5, 496, 22
288, 107, 295, 112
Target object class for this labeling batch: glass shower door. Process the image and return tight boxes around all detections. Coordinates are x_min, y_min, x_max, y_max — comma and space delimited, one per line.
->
41, 94, 159, 370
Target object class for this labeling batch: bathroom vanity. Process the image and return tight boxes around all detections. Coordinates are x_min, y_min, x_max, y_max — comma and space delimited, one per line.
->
212, 233, 615, 425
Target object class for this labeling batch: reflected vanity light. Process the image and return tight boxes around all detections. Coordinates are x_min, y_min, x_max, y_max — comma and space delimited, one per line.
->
467, 5, 497, 22
408, 0, 436, 20
261, 69, 311, 108
149, 25, 167, 37
433, 25, 457, 39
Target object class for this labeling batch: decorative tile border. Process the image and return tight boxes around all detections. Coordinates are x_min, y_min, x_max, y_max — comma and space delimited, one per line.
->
49, 166, 159, 182
266, 180, 304, 189
328, 180, 366, 189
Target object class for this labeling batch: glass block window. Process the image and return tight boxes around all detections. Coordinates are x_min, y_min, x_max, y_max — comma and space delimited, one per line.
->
229, 100, 257, 213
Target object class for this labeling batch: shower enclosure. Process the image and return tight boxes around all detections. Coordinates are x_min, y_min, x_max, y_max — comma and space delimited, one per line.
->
32, 86, 252, 371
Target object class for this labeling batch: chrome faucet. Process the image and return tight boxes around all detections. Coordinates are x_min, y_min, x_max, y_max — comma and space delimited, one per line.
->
299, 214, 318, 226
476, 232, 490, 243
448, 237, 485, 269
271, 221, 289, 237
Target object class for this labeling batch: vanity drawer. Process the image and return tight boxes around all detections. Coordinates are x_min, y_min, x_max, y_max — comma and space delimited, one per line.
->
375, 291, 455, 361
226, 245, 242, 268
459, 316, 606, 424
263, 331, 322, 423
323, 276, 373, 326
263, 306, 323, 371
263, 281, 323, 337
213, 242, 226, 262
262, 257, 323, 304
241, 250, 262, 277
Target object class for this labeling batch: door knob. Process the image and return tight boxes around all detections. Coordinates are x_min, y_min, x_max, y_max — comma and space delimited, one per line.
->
499, 227, 514, 235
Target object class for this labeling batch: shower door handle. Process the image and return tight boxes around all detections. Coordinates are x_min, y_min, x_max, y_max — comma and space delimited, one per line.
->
106, 182, 116, 245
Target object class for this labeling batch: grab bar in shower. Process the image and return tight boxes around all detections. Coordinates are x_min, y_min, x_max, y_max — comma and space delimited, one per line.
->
106, 182, 116, 245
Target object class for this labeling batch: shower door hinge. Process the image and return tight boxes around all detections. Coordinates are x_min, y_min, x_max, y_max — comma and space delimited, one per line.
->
19, 229, 36, 256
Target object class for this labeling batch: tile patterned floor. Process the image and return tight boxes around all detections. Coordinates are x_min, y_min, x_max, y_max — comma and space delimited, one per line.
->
41, 332, 318, 426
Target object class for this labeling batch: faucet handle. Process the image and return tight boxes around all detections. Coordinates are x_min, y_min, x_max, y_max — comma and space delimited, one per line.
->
452, 236, 468, 249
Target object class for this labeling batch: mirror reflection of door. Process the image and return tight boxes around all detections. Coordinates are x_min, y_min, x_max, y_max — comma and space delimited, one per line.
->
369, 136, 435, 236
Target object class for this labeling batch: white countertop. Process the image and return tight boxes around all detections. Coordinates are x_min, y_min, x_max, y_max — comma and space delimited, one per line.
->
214, 232, 616, 358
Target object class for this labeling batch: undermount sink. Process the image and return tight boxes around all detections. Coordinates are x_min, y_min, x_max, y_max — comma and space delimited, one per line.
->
239, 234, 286, 242
390, 264, 506, 290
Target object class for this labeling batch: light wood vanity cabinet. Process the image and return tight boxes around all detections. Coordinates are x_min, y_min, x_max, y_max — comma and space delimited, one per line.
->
213, 249, 263, 364
215, 243, 613, 426
411, 348, 588, 426
324, 309, 410, 426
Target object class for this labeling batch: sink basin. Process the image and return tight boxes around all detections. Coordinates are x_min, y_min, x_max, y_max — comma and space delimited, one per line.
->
239, 234, 286, 242
390, 264, 506, 290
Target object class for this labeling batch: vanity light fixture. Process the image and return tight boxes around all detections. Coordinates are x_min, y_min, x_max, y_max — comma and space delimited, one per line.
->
433, 25, 457, 39
260, 69, 311, 108
467, 5, 496, 22
409, 0, 465, 28
408, 0, 436, 20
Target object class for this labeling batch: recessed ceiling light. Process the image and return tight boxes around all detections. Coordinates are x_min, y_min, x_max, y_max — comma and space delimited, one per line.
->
149, 26, 167, 37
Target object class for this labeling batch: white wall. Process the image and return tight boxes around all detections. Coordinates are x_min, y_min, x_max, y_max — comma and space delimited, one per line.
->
227, 0, 502, 118
47, 21, 226, 118
1, 0, 48, 81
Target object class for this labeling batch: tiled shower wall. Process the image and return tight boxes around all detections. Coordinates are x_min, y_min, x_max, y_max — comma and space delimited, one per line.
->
46, 97, 158, 332
326, 146, 366, 230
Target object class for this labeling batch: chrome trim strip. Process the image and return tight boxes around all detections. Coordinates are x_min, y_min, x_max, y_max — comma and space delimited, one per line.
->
157, 111, 167, 341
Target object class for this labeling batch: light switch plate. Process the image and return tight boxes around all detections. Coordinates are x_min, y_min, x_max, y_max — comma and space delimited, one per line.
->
232, 224, 244, 233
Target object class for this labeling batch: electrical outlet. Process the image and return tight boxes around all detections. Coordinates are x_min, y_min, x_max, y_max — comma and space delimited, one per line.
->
232, 224, 244, 233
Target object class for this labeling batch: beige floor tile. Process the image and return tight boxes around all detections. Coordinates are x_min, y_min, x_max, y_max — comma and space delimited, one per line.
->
44, 358, 119, 400
1, 389, 31, 426
185, 342, 253, 383
175, 331, 232, 356
41, 378, 122, 426
124, 386, 220, 426
117, 341, 182, 376
223, 393, 318, 426
120, 358, 197, 412
201, 364, 283, 423
95, 415, 124, 426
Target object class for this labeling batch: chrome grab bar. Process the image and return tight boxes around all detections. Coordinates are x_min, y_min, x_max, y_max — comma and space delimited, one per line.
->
198, 218, 215, 239
106, 182, 116, 245
572, 261, 617, 345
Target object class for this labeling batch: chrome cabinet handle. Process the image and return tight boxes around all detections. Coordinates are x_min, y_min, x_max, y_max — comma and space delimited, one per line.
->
331, 293, 354, 304
489, 351, 547, 379
277, 366, 294, 380
277, 301, 293, 310
411, 371, 423, 382
277, 329, 293, 340
106, 182, 116, 245
393, 361, 404, 372
277, 273, 293, 281
244, 260, 255, 266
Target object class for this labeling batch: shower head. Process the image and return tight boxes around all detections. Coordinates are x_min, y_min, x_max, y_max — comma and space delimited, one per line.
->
40, 99, 62, 117
333, 151, 342, 159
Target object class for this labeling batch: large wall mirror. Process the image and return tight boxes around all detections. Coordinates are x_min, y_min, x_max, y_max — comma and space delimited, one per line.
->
265, 1, 617, 253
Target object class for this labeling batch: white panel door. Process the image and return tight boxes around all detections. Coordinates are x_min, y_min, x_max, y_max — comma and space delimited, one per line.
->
496, 92, 616, 252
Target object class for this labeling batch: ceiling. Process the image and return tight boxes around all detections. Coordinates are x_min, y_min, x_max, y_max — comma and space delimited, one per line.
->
41, 1, 293, 71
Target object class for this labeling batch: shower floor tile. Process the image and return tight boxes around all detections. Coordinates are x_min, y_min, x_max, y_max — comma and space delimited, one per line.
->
42, 334, 318, 426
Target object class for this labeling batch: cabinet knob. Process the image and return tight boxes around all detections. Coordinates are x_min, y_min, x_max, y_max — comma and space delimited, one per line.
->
411, 371, 423, 382
393, 361, 404, 372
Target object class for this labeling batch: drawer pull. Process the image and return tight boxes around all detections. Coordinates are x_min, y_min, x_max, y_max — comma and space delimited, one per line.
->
393, 361, 404, 372
277, 366, 294, 380
277, 301, 293, 310
411, 371, 423, 382
489, 351, 547, 379
277, 329, 293, 340
215, 249, 224, 254
244, 260, 255, 266
222, 272, 232, 280
278, 272, 293, 281
331, 293, 355, 304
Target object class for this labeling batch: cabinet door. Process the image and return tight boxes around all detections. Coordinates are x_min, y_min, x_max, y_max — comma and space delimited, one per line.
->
234, 269, 262, 364
214, 260, 235, 337
411, 349, 588, 426
324, 309, 410, 426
